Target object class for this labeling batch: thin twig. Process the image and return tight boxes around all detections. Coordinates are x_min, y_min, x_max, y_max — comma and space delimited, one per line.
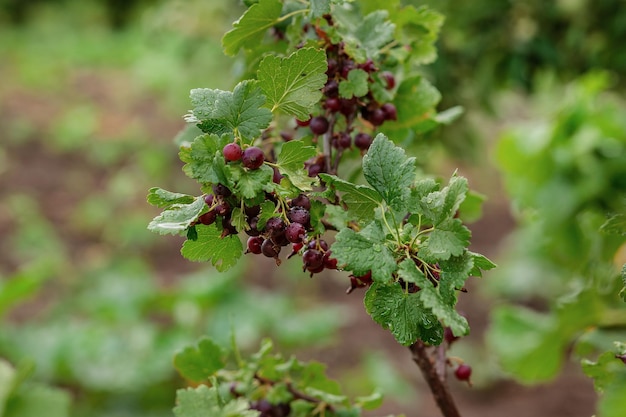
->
409, 341, 461, 417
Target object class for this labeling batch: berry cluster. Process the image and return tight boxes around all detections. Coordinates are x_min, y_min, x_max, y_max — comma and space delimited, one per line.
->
244, 193, 337, 275
278, 16, 399, 177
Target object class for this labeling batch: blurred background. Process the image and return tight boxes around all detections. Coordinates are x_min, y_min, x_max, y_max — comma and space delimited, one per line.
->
1, 1, 625, 416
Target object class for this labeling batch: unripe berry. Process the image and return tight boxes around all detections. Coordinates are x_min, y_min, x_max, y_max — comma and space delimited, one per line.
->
223, 142, 242, 162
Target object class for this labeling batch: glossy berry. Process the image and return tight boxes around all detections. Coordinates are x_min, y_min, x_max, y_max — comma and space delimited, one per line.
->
307, 239, 329, 252
244, 205, 261, 217
265, 217, 286, 237
302, 249, 324, 270
290, 194, 311, 210
204, 194, 214, 206
242, 146, 265, 169
323, 251, 338, 269
381, 71, 396, 89
247, 236, 263, 254
223, 142, 242, 161
307, 163, 323, 177
245, 216, 260, 236
354, 133, 373, 150
309, 116, 330, 135
339, 98, 357, 116
261, 239, 280, 258
455, 364, 472, 382
288, 207, 310, 225
285, 222, 306, 243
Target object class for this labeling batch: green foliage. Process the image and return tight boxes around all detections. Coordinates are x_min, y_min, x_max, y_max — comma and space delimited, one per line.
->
170, 337, 400, 417
258, 47, 328, 120
489, 73, 626, 414
0, 360, 70, 417
181, 225, 244, 271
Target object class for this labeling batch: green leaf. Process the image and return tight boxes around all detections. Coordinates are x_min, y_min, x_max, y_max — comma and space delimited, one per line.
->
147, 187, 195, 208
419, 175, 468, 225
276, 141, 318, 191
420, 219, 471, 261
4, 384, 71, 417
310, 0, 330, 18
256, 201, 276, 230
468, 252, 497, 277
181, 134, 231, 184
174, 386, 258, 417
331, 227, 397, 282
229, 164, 274, 199
222, 0, 283, 56
581, 351, 625, 392
181, 224, 243, 271
601, 214, 626, 235
319, 174, 382, 222
388, 76, 440, 130
148, 196, 206, 236
362, 134, 415, 212
355, 391, 383, 411
398, 259, 468, 337
230, 207, 248, 233
258, 48, 328, 120
338, 10, 395, 62
174, 338, 225, 382
487, 306, 563, 383
364, 282, 441, 346
391, 5, 443, 65
339, 68, 369, 98
189, 81, 272, 141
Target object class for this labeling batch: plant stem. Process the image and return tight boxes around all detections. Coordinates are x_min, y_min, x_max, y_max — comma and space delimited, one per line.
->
409, 341, 461, 417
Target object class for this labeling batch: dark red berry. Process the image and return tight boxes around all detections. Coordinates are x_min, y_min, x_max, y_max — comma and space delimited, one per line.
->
381, 103, 397, 121
340, 61, 355, 79
265, 217, 286, 237
244, 205, 261, 217
307, 163, 323, 177
272, 166, 283, 184
309, 116, 330, 135
261, 239, 281, 258
288, 242, 303, 259
280, 131, 293, 142
323, 251, 337, 269
307, 263, 325, 274
455, 364, 472, 382
339, 98, 357, 116
368, 108, 386, 126
247, 236, 263, 254
242, 146, 265, 169
223, 142, 242, 161
288, 207, 310, 225
381, 71, 395, 89
354, 271, 372, 284
324, 97, 341, 112
444, 327, 459, 345
337, 132, 352, 149
326, 58, 338, 76
212, 183, 232, 197
245, 216, 260, 236
307, 239, 329, 252
204, 194, 214, 206
358, 59, 376, 73
289, 194, 311, 210
285, 222, 306, 243
302, 249, 324, 270
198, 210, 217, 225
354, 133, 373, 150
